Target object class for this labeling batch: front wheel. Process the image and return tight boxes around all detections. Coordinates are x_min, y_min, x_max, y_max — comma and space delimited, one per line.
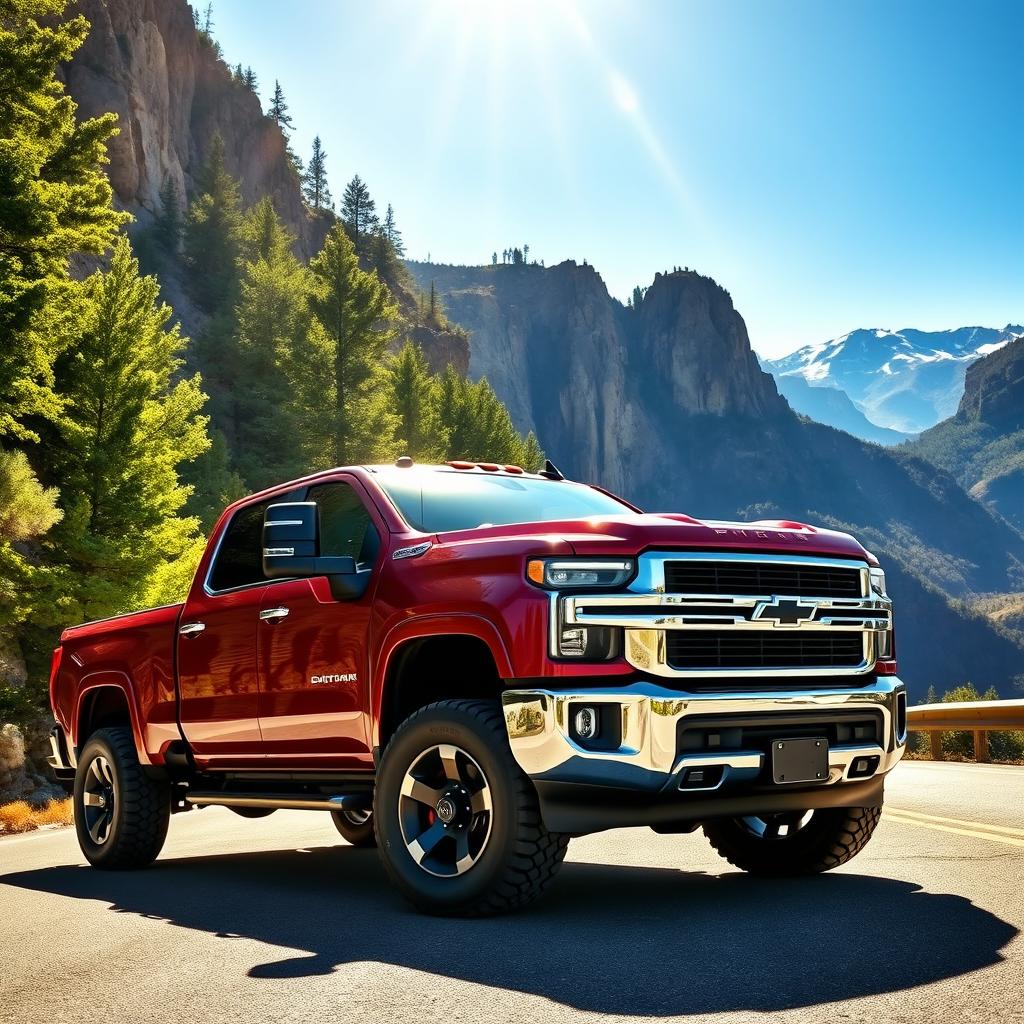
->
703, 804, 882, 876
374, 699, 569, 916
73, 726, 170, 869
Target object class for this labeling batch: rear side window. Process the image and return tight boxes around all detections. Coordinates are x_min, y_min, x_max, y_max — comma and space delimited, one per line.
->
309, 482, 380, 568
208, 489, 303, 592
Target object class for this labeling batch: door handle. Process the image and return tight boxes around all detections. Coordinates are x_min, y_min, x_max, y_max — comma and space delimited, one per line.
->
259, 607, 290, 623
179, 622, 206, 637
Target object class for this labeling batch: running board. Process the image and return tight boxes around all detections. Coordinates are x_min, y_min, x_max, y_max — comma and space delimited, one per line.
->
186, 792, 371, 813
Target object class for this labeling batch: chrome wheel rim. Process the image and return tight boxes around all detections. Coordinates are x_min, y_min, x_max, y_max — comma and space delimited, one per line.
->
740, 810, 814, 839
81, 755, 116, 845
398, 743, 493, 878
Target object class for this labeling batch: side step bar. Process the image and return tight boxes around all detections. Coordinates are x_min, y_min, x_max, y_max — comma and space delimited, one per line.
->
186, 792, 370, 813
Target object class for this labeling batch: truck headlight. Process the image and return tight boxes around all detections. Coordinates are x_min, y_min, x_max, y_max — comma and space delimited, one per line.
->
869, 567, 887, 597
527, 558, 635, 589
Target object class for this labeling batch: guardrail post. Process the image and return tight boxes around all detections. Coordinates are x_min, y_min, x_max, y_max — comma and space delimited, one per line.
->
929, 731, 942, 760
974, 730, 989, 764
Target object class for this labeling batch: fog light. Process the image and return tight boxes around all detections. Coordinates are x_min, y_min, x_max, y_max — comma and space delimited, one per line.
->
573, 706, 598, 740
559, 627, 587, 657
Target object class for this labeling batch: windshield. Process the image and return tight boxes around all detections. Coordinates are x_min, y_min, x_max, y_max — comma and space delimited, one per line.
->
372, 469, 636, 533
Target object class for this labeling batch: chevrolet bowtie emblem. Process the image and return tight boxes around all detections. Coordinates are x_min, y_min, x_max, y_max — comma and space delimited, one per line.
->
753, 598, 817, 627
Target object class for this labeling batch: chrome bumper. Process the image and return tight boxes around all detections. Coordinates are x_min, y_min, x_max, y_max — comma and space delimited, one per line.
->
502, 677, 907, 794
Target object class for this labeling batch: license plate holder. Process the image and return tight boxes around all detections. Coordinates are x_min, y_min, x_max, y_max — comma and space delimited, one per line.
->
772, 737, 829, 785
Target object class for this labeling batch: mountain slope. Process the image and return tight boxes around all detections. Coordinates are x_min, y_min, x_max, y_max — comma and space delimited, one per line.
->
410, 260, 1024, 698
766, 325, 1023, 434
909, 334, 1024, 531
772, 374, 912, 445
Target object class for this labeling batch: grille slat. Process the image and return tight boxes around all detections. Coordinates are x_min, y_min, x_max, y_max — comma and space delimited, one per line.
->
666, 630, 864, 670
664, 560, 862, 598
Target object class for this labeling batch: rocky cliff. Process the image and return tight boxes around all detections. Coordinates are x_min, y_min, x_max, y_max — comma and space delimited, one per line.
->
911, 334, 1024, 531
63, 0, 311, 249
957, 332, 1024, 433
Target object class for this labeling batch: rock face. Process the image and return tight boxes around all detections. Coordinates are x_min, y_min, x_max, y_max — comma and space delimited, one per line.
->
407, 262, 785, 493
957, 333, 1024, 434
63, 0, 310, 249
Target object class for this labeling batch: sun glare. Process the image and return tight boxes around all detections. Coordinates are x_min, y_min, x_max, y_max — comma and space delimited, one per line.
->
609, 70, 639, 114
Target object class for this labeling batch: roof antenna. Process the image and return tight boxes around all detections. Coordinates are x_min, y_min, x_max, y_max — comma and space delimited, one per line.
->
539, 459, 564, 481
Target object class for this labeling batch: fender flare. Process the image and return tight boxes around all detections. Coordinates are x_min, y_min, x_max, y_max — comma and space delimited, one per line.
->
73, 672, 150, 765
371, 613, 514, 748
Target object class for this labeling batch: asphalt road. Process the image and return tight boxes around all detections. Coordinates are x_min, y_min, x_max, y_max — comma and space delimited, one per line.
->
2, 760, 1022, 1024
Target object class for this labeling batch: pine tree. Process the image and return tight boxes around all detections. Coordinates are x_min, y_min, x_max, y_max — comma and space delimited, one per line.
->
388, 342, 447, 461
154, 176, 183, 254
302, 136, 332, 210
340, 174, 378, 253
202, 2, 214, 35
305, 225, 399, 465
269, 80, 293, 135
382, 204, 404, 255
183, 134, 244, 311
523, 243, 530, 264
39, 237, 210, 623
242, 66, 259, 92
631, 285, 645, 310
0, 0, 126, 440
232, 199, 310, 488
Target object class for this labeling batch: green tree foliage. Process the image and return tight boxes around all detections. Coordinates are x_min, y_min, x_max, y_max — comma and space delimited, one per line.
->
38, 237, 209, 625
302, 135, 332, 210
154, 175, 183, 254
341, 174, 378, 253
268, 79, 293, 135
388, 342, 446, 461
304, 225, 399, 465
232, 199, 310, 488
0, 449, 61, 627
382, 203, 404, 255
0, 0, 127, 439
436, 367, 542, 469
242, 66, 258, 92
183, 134, 244, 311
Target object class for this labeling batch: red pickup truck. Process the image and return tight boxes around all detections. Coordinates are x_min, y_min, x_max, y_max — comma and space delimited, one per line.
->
48, 460, 906, 915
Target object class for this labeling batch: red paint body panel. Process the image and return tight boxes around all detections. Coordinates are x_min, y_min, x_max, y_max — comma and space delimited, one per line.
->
50, 464, 876, 770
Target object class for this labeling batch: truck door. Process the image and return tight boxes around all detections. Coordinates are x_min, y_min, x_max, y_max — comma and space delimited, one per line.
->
256, 478, 382, 770
176, 498, 277, 767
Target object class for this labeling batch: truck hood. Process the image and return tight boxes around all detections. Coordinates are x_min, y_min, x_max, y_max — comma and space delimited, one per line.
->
437, 513, 873, 563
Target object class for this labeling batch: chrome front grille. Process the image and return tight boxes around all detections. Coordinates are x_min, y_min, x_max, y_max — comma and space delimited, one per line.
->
663, 560, 863, 598
559, 552, 891, 680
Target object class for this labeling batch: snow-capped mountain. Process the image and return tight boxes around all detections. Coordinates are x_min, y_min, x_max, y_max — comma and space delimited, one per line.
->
765, 325, 1024, 434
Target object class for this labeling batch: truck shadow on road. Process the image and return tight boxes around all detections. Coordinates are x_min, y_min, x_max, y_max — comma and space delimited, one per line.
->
4, 845, 1016, 1015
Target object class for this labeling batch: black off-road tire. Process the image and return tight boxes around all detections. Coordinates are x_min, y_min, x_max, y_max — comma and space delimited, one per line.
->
374, 699, 569, 916
703, 804, 882, 876
74, 726, 171, 869
331, 807, 377, 847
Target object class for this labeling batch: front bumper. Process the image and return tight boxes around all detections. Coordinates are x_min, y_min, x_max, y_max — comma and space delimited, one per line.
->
502, 676, 907, 833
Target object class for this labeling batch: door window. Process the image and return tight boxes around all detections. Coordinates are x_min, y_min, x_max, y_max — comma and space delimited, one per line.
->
308, 482, 380, 568
208, 490, 303, 592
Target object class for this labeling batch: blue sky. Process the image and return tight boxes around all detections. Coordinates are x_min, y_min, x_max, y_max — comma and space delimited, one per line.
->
211, 0, 1022, 358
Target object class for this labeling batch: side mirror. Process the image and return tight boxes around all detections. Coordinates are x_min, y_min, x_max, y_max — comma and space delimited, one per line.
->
262, 502, 370, 600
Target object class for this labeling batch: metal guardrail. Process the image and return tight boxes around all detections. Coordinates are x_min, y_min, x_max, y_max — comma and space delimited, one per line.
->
907, 700, 1024, 762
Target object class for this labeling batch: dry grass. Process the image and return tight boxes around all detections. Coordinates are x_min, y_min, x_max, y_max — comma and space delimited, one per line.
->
0, 797, 74, 835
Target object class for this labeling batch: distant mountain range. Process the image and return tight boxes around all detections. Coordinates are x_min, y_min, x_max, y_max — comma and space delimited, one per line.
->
765, 326, 1023, 437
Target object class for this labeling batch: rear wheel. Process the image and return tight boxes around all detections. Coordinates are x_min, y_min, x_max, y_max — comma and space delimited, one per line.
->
374, 699, 569, 916
74, 726, 170, 869
703, 804, 882, 876
331, 806, 377, 847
